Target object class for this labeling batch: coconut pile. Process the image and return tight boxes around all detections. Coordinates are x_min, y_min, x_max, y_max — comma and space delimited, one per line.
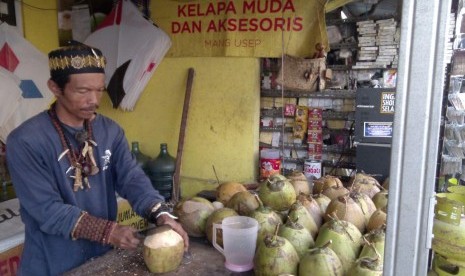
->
174, 173, 390, 276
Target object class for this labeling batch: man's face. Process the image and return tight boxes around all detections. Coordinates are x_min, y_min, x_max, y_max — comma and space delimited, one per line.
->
49, 73, 106, 125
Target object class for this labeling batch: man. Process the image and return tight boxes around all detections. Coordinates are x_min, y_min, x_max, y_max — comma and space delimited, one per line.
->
6, 42, 189, 275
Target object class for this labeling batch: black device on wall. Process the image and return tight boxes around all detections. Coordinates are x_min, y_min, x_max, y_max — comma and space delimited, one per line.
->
355, 88, 396, 182
355, 88, 396, 144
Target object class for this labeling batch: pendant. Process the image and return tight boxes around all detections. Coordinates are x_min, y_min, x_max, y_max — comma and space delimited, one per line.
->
87, 145, 100, 175
73, 163, 83, 191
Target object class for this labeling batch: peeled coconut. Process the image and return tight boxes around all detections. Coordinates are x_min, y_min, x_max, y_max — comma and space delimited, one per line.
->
350, 190, 377, 226
258, 176, 296, 211
297, 193, 324, 228
205, 207, 238, 245
350, 172, 381, 198
321, 181, 349, 201
226, 190, 259, 216
313, 175, 343, 195
325, 195, 366, 233
313, 193, 331, 216
299, 241, 343, 276
143, 225, 184, 274
212, 201, 224, 210
287, 171, 311, 195
216, 182, 247, 205
174, 196, 215, 237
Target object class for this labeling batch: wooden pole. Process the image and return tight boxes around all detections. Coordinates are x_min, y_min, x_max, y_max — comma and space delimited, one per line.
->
172, 68, 195, 203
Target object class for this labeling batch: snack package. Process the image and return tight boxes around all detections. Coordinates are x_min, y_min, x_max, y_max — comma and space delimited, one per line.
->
308, 108, 323, 120
293, 121, 307, 140
307, 127, 323, 144
295, 106, 309, 123
284, 104, 296, 117
308, 142, 323, 156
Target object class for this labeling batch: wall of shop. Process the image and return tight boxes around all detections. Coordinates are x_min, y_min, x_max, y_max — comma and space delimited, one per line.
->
21, 0, 260, 198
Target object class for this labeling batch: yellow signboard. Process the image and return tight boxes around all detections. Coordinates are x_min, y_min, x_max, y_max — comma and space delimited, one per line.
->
152, 0, 328, 57
117, 198, 148, 231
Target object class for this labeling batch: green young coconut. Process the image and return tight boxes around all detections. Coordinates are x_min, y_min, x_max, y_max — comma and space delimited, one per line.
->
278, 216, 314, 257
250, 194, 283, 245
205, 207, 238, 245
173, 196, 215, 237
299, 241, 343, 276
254, 225, 300, 276
315, 217, 363, 275
216, 181, 247, 205
372, 190, 389, 212
269, 173, 288, 181
288, 201, 319, 239
360, 228, 386, 260
347, 256, 383, 276
225, 190, 259, 216
258, 176, 296, 211
366, 209, 387, 232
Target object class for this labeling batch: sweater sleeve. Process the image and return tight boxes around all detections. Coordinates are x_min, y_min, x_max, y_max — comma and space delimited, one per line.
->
6, 132, 82, 239
109, 126, 165, 217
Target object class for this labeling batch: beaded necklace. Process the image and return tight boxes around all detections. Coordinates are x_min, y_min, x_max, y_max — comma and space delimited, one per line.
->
48, 103, 99, 191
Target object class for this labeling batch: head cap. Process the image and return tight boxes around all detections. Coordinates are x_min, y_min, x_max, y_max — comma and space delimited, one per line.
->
48, 41, 106, 80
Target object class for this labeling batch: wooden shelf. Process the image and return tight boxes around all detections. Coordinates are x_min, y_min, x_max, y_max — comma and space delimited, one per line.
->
260, 108, 354, 120
282, 157, 356, 169
261, 89, 356, 99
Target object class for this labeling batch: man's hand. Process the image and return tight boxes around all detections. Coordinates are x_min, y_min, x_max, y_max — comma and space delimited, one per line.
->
156, 214, 190, 251
108, 225, 141, 249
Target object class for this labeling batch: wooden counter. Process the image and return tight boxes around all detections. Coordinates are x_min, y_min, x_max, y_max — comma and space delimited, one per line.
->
65, 237, 254, 276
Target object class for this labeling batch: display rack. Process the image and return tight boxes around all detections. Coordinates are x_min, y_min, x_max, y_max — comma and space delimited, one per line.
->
259, 16, 401, 179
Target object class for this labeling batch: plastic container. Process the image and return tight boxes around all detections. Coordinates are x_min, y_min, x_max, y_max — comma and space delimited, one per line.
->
146, 143, 176, 201
212, 216, 259, 272
131, 141, 151, 174
259, 149, 281, 179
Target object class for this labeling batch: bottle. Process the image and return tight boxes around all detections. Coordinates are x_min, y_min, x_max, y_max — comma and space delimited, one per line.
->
146, 143, 176, 201
131, 141, 151, 174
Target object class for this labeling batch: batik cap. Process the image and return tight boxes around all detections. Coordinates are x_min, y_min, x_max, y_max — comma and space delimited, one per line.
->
48, 41, 106, 79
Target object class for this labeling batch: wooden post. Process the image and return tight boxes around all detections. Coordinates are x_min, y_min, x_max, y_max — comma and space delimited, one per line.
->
172, 68, 195, 203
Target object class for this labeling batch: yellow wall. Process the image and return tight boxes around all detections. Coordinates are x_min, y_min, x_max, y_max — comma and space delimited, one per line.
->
20, 0, 260, 198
